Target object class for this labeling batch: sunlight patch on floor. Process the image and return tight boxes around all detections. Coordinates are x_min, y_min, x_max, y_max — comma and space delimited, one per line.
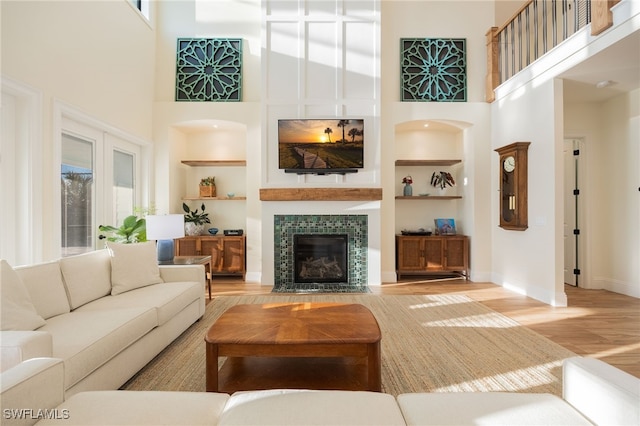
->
434, 361, 562, 392
421, 312, 518, 328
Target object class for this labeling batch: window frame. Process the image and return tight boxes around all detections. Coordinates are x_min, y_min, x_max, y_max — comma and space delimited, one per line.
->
53, 101, 151, 257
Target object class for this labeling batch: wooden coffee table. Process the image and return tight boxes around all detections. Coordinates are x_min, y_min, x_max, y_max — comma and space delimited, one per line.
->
205, 302, 381, 392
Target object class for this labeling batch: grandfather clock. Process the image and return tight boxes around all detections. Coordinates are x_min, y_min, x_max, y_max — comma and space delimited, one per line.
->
495, 142, 531, 230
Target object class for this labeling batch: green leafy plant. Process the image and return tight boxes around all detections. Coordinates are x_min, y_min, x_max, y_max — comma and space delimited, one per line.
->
199, 176, 215, 186
430, 171, 456, 189
98, 215, 146, 244
182, 202, 210, 225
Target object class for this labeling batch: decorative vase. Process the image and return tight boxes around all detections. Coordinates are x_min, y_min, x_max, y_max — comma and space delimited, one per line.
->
185, 222, 206, 236
403, 183, 413, 196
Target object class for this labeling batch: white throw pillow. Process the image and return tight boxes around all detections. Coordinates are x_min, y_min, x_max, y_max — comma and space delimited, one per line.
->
107, 242, 164, 295
59, 250, 112, 309
1, 260, 46, 331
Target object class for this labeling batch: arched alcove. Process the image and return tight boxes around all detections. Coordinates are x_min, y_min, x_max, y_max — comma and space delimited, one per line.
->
168, 119, 248, 231
393, 119, 468, 234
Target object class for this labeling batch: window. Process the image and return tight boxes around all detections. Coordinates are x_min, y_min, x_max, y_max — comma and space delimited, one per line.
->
129, 0, 150, 20
60, 117, 144, 257
61, 134, 95, 257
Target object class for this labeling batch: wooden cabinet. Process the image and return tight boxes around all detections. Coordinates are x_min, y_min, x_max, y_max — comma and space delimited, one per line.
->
396, 235, 469, 279
175, 235, 246, 279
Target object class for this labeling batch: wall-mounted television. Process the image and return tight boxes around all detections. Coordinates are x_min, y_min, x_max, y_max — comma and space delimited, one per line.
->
278, 119, 364, 174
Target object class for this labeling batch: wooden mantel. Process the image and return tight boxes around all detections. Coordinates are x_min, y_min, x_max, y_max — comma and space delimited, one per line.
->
260, 188, 383, 201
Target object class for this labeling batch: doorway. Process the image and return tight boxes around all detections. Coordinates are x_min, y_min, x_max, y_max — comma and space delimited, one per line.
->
563, 138, 584, 286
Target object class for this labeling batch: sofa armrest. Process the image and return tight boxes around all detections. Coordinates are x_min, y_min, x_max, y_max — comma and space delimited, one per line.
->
159, 265, 205, 286
1, 331, 52, 372
0, 358, 65, 426
563, 356, 640, 426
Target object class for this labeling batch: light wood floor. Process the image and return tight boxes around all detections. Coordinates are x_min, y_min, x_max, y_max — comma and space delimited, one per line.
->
206, 277, 640, 378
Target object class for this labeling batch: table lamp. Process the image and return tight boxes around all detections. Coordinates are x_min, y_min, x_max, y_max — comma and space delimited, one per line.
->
146, 214, 185, 262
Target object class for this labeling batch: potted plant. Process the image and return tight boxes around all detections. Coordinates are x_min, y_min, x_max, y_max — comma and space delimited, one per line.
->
430, 171, 456, 190
199, 176, 216, 198
98, 215, 147, 244
182, 202, 211, 236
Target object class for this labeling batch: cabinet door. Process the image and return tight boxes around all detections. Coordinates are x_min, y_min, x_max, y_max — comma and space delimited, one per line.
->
444, 237, 468, 271
221, 237, 245, 274
396, 237, 424, 271
175, 238, 198, 256
201, 238, 223, 272
423, 238, 444, 270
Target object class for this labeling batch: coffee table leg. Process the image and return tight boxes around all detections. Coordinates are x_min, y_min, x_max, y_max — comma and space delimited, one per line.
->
206, 343, 219, 392
367, 341, 382, 392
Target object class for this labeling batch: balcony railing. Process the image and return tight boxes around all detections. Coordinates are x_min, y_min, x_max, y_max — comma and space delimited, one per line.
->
486, 0, 618, 102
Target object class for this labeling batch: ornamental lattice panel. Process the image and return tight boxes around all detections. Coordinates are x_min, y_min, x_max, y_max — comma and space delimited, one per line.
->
401, 38, 466, 102
176, 38, 242, 102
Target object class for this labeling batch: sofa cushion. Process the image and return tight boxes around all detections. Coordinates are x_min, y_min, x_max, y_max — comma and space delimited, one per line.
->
16, 260, 70, 319
59, 250, 112, 309
76, 281, 202, 326
107, 242, 163, 295
396, 392, 592, 425
1, 260, 46, 331
219, 389, 407, 426
40, 308, 157, 389
36, 391, 230, 426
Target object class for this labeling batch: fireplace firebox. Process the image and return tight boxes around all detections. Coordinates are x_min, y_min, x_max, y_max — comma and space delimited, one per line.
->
293, 234, 348, 284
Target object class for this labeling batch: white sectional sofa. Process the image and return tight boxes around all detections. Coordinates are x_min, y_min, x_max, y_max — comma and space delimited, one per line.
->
1, 357, 638, 425
0, 242, 205, 398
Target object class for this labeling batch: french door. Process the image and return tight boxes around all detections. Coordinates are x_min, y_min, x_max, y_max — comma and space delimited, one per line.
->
60, 118, 142, 256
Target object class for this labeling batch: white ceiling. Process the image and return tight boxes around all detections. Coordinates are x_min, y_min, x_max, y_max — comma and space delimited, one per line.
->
560, 30, 640, 103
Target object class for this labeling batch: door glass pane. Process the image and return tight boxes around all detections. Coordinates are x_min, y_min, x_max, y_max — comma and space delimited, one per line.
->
113, 149, 135, 225
61, 134, 94, 257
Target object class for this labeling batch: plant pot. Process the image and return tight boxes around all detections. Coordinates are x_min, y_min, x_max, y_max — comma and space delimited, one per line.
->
403, 183, 413, 196
199, 185, 216, 198
185, 222, 206, 236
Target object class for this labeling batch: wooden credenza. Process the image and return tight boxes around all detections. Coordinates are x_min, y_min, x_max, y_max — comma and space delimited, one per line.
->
396, 235, 469, 280
175, 235, 246, 279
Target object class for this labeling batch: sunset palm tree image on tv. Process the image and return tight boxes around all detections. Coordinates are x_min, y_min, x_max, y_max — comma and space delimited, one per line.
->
278, 119, 364, 172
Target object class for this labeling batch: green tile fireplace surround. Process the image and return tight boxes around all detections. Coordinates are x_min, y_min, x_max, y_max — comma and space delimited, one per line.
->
273, 215, 369, 293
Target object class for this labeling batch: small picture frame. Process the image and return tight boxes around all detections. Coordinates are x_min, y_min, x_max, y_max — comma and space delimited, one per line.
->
435, 218, 456, 235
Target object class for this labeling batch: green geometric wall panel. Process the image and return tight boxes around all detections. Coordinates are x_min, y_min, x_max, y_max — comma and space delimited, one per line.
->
176, 38, 242, 102
401, 38, 466, 102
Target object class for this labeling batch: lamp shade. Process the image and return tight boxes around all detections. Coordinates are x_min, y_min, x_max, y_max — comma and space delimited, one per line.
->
146, 214, 185, 240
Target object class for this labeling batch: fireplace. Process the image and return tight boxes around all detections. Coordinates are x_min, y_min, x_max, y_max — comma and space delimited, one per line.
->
273, 214, 369, 293
294, 234, 348, 284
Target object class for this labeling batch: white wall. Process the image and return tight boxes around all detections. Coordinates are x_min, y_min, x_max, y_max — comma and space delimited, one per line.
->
380, 1, 494, 282
565, 90, 640, 298
260, 0, 382, 285
1, 0, 157, 261
152, 0, 263, 279
492, 4, 640, 304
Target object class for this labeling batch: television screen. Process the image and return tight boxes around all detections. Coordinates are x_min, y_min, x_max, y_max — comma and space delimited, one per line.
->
278, 119, 364, 171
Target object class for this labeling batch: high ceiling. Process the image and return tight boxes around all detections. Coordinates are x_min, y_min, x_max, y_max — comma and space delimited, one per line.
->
560, 30, 640, 103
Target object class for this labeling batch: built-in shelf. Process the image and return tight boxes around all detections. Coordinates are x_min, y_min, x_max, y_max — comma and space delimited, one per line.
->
395, 159, 461, 166
395, 195, 462, 200
181, 160, 246, 167
182, 196, 247, 201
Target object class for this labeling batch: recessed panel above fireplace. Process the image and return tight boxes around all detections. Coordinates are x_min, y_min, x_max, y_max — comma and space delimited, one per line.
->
294, 234, 348, 284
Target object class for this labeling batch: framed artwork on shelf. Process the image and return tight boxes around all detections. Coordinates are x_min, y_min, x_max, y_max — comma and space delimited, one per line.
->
435, 218, 456, 235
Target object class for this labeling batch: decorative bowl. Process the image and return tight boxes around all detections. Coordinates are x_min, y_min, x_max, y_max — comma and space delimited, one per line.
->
208, 228, 219, 235
227, 192, 235, 198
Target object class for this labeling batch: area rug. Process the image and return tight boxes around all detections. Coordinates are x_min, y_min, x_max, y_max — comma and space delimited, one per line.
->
121, 294, 577, 396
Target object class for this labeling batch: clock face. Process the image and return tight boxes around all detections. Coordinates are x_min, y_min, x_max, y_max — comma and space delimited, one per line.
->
503, 155, 516, 173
